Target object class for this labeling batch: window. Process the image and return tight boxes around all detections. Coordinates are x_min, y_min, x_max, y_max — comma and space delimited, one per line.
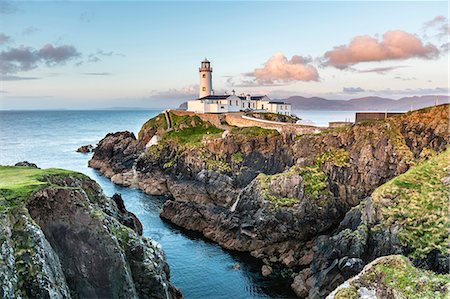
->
229, 100, 231, 105
261, 104, 264, 109
202, 87, 206, 91
202, 74, 206, 78
236, 100, 238, 105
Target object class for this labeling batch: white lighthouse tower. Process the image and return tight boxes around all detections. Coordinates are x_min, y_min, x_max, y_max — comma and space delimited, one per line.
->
199, 58, 212, 98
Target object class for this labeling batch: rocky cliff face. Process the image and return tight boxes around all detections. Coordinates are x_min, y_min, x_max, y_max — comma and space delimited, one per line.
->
89, 105, 449, 298
0, 166, 181, 299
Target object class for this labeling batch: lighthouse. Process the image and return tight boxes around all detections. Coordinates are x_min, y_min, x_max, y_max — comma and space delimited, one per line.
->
199, 58, 212, 98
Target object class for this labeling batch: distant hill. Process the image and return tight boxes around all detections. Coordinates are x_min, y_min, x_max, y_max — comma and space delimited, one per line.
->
284, 95, 449, 111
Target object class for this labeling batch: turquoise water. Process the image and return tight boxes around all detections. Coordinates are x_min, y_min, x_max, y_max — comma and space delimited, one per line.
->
0, 110, 296, 299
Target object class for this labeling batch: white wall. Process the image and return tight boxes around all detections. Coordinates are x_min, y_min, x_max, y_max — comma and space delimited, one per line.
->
199, 70, 212, 98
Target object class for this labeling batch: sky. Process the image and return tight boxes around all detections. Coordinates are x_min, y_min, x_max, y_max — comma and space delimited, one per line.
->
0, 0, 448, 109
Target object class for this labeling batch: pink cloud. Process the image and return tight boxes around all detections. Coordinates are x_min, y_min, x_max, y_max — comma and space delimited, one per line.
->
323, 30, 439, 69
249, 52, 319, 83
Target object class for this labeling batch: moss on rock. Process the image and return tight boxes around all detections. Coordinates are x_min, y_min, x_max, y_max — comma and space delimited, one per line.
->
372, 148, 450, 258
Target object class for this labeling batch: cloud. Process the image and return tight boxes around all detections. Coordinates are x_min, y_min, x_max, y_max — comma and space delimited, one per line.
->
371, 87, 449, 97
150, 85, 199, 98
323, 30, 439, 69
394, 76, 416, 81
0, 33, 11, 45
0, 75, 39, 80
0, 44, 80, 74
22, 26, 39, 36
247, 52, 319, 83
356, 65, 407, 74
80, 11, 94, 23
225, 76, 283, 87
38, 44, 80, 66
0, 1, 19, 14
343, 87, 365, 93
83, 49, 125, 64
423, 16, 449, 39
83, 72, 111, 76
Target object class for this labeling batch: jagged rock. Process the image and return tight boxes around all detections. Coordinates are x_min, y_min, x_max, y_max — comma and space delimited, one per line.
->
261, 265, 273, 276
14, 161, 38, 168
327, 255, 450, 299
0, 167, 181, 299
89, 105, 450, 298
89, 131, 141, 178
76, 144, 94, 153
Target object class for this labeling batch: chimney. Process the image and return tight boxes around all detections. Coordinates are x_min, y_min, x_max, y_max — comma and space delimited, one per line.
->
246, 94, 251, 101
232, 89, 235, 95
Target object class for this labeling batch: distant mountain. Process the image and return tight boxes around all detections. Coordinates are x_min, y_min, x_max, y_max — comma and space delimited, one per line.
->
178, 102, 188, 110
284, 95, 449, 111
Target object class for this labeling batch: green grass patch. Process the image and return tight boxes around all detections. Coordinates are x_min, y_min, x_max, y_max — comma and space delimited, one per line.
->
0, 166, 86, 212
373, 256, 450, 299
297, 165, 329, 199
231, 152, 244, 164
138, 113, 167, 140
164, 126, 223, 146
372, 149, 450, 258
206, 159, 232, 173
316, 148, 350, 167
231, 126, 279, 137
334, 287, 358, 299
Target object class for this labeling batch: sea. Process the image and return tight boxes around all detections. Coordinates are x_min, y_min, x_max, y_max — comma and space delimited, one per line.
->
0, 109, 357, 298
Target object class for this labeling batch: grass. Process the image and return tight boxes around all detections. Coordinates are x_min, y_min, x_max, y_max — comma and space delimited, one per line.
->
231, 126, 279, 137
373, 256, 450, 299
231, 152, 244, 164
316, 148, 350, 167
297, 165, 330, 199
372, 149, 450, 258
334, 287, 358, 299
337, 255, 450, 299
256, 172, 300, 209
164, 126, 223, 146
138, 113, 167, 140
0, 166, 86, 211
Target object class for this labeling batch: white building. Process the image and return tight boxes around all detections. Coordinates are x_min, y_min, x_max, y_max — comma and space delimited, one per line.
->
187, 59, 291, 115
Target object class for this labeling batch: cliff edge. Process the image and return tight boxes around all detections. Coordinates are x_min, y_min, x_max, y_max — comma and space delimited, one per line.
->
0, 166, 181, 299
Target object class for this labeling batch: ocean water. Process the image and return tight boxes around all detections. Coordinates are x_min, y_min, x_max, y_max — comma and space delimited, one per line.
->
0, 110, 296, 299
293, 110, 357, 127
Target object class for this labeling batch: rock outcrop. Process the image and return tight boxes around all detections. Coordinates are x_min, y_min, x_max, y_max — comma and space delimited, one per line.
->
0, 165, 181, 299
327, 255, 450, 299
76, 144, 95, 153
89, 105, 450, 298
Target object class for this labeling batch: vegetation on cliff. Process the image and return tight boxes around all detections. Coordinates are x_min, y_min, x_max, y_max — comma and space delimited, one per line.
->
245, 112, 300, 123
0, 165, 180, 299
372, 148, 450, 258
0, 166, 86, 211
331, 255, 450, 299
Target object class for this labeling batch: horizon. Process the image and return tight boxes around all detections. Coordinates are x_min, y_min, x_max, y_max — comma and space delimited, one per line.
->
0, 1, 449, 109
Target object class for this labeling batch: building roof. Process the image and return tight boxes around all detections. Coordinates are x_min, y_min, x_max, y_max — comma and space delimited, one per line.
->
238, 95, 266, 101
202, 58, 210, 63
198, 95, 230, 100
268, 101, 288, 104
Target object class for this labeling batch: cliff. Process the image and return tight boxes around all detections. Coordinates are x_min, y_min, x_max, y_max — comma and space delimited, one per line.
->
89, 104, 449, 298
0, 165, 181, 298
